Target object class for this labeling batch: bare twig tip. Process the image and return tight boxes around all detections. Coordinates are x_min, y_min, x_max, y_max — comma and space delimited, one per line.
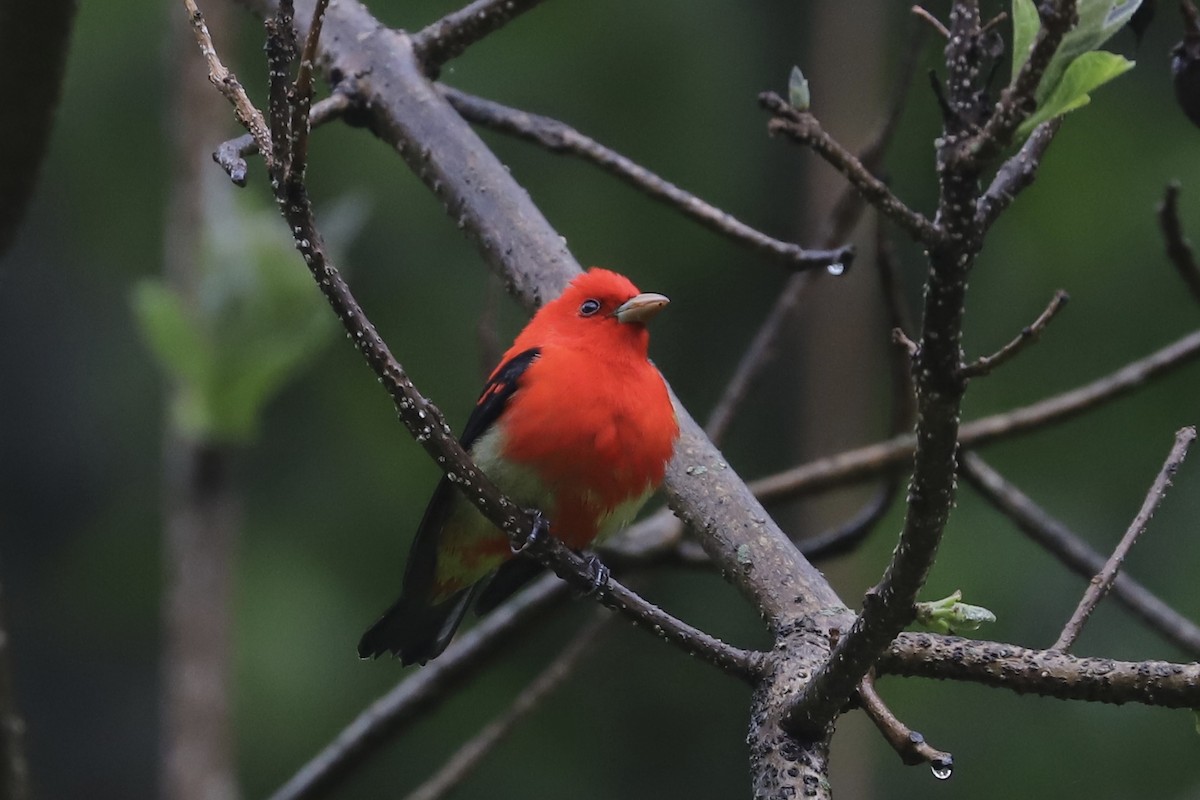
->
910, 5, 951, 38
1052, 426, 1195, 652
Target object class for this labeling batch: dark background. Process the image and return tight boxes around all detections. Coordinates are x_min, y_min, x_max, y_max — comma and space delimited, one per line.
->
2, 1, 1199, 798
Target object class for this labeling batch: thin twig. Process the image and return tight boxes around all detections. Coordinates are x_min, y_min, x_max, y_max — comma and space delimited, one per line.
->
704, 32, 925, 445
980, 10, 1010, 36
820, 21, 928, 242
183, 0, 272, 164
404, 612, 609, 800
858, 673, 952, 769
881, 632, 1200, 708
286, 0, 330, 182
214, 92, 350, 185
759, 92, 941, 248
702, 273, 816, 445
892, 327, 918, 357
411, 0, 546, 76
975, 118, 1063, 231
439, 85, 851, 272
960, 289, 1069, 379
910, 5, 950, 38
1052, 427, 1196, 652
750, 327, 1200, 503
1158, 181, 1200, 306
960, 452, 1200, 658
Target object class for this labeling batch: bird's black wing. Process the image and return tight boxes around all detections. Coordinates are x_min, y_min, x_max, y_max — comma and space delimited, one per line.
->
460, 347, 541, 449
358, 347, 541, 663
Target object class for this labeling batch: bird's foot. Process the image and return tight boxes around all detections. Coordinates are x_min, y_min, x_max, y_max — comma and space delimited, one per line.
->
578, 554, 610, 598
511, 509, 550, 554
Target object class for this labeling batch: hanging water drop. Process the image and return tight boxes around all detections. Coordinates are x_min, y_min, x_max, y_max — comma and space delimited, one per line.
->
826, 262, 845, 276
930, 756, 953, 780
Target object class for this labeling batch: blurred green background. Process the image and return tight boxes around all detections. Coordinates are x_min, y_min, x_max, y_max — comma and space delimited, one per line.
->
2, 1, 1199, 798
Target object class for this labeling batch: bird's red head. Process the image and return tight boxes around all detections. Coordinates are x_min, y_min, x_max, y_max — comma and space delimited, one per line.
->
514, 268, 669, 358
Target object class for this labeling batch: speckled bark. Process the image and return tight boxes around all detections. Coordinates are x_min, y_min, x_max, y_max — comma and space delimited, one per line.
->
882, 634, 1200, 708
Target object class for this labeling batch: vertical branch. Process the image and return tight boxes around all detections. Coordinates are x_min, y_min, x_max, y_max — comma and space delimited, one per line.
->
783, 1, 988, 737
161, 444, 241, 800
161, 5, 241, 799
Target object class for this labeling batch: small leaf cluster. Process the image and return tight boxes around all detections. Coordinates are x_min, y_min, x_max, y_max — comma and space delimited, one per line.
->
914, 590, 997, 636
1013, 0, 1141, 136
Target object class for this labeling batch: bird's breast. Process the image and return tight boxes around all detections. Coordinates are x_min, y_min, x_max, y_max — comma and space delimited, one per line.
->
490, 347, 678, 543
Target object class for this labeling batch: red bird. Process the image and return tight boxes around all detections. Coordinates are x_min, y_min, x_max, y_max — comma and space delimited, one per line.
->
359, 268, 679, 664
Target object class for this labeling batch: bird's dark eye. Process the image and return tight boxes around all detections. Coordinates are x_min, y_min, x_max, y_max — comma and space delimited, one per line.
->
579, 298, 602, 317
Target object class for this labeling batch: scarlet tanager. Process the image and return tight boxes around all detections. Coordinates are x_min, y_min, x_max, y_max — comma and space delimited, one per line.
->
359, 268, 679, 664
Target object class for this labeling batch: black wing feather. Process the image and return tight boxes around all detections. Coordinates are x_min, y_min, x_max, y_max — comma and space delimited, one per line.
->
460, 347, 541, 449
358, 347, 541, 663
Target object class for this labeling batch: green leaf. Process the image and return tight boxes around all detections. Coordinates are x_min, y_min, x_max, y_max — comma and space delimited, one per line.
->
788, 65, 810, 110
1013, 0, 1142, 100
1018, 50, 1134, 136
1012, 0, 1040, 80
1037, 0, 1141, 104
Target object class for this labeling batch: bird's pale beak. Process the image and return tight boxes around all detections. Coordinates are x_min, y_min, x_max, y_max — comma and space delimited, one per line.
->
614, 292, 670, 324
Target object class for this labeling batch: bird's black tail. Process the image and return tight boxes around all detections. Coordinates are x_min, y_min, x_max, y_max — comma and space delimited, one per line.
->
357, 585, 480, 665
